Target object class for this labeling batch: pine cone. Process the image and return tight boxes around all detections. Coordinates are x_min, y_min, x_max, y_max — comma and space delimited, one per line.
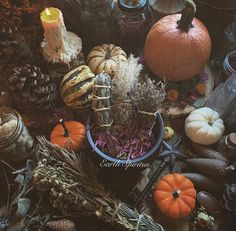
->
45, 219, 76, 231
8, 64, 57, 114
186, 158, 235, 178
191, 143, 229, 163
221, 184, 236, 214
0, 21, 32, 67
0, 0, 23, 27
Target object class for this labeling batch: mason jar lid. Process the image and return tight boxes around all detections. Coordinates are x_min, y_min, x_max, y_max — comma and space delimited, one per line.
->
118, 0, 147, 12
0, 107, 22, 146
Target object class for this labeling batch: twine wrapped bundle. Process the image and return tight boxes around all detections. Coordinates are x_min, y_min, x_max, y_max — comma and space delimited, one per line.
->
33, 137, 164, 231
133, 78, 166, 130
92, 73, 113, 129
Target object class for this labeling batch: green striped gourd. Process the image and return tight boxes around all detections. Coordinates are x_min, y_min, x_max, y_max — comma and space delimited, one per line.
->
60, 65, 95, 108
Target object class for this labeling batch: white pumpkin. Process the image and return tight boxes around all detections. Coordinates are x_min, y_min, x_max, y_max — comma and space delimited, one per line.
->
185, 107, 225, 145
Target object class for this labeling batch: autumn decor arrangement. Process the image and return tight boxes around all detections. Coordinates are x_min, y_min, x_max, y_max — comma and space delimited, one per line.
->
144, 0, 211, 81
1, 1, 236, 231
154, 173, 197, 219
88, 55, 166, 162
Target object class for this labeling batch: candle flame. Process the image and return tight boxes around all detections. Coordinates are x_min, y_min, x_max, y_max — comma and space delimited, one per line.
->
45, 8, 51, 16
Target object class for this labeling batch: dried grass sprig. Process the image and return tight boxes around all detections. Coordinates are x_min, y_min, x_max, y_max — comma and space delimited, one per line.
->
133, 77, 166, 113
33, 137, 164, 231
112, 55, 142, 101
111, 55, 142, 123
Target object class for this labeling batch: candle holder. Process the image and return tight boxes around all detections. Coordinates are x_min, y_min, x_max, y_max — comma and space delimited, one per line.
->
40, 7, 84, 80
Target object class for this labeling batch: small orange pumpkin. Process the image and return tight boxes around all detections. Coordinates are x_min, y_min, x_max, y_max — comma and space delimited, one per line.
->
50, 119, 85, 152
154, 173, 196, 219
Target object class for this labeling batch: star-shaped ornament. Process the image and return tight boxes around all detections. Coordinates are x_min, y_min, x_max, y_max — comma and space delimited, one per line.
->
158, 137, 187, 172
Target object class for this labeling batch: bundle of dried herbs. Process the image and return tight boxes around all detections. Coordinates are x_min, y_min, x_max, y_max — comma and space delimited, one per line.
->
33, 137, 164, 231
92, 72, 113, 130
112, 55, 142, 123
133, 77, 166, 130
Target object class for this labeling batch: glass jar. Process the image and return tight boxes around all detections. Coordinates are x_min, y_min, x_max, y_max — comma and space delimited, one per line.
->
148, 0, 185, 27
221, 50, 236, 82
0, 107, 34, 161
115, 0, 148, 52
80, 0, 115, 50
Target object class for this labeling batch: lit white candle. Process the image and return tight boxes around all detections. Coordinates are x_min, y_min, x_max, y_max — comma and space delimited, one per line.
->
41, 8, 67, 52
40, 7, 82, 64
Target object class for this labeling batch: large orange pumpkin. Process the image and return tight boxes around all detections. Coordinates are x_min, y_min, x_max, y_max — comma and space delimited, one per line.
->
50, 119, 85, 152
154, 173, 196, 219
144, 0, 211, 81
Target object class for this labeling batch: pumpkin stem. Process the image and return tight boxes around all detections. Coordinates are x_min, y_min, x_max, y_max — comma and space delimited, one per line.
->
208, 121, 213, 126
173, 189, 182, 199
177, 0, 196, 33
60, 119, 69, 137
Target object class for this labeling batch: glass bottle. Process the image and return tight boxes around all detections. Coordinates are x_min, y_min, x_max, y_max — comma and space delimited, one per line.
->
80, 0, 115, 50
115, 0, 148, 52
0, 107, 34, 161
221, 50, 236, 82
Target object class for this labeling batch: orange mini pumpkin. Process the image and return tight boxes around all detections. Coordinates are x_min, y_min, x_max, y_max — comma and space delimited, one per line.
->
50, 119, 85, 152
154, 173, 196, 219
